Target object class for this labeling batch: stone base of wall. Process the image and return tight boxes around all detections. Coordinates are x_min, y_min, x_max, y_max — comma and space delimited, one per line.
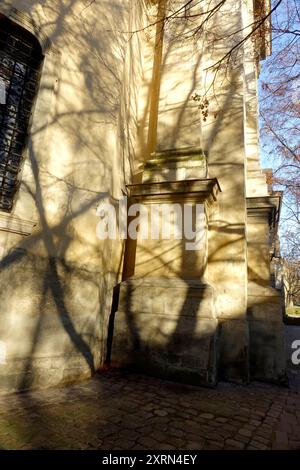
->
218, 318, 250, 384
248, 283, 286, 383
0, 355, 94, 395
0, 251, 116, 395
111, 277, 219, 387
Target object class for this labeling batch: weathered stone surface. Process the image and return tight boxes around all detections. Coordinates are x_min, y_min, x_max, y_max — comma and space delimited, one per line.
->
247, 196, 286, 384
0, 0, 286, 395
247, 283, 286, 383
0, 253, 115, 394
142, 148, 207, 183
218, 319, 250, 383
111, 277, 219, 387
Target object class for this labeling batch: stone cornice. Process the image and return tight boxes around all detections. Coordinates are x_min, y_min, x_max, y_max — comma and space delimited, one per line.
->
246, 193, 282, 228
0, 213, 37, 236
127, 178, 221, 205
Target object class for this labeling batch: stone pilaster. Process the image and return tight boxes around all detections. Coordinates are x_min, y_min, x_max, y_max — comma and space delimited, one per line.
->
201, 0, 249, 383
111, 175, 221, 386
247, 196, 286, 383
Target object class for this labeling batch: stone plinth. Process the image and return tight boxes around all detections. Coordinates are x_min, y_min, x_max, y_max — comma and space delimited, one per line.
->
248, 282, 286, 383
111, 277, 219, 387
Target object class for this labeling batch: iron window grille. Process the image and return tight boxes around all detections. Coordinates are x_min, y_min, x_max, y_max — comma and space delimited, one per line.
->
0, 15, 43, 212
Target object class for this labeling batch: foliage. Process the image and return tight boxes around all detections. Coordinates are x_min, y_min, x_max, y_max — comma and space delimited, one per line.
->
259, 0, 300, 260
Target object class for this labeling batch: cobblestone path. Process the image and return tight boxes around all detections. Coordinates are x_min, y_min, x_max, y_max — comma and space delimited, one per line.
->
0, 367, 299, 450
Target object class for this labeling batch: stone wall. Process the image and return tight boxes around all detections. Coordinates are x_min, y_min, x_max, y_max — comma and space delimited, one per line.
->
0, 0, 285, 393
0, 0, 151, 393
110, 0, 285, 386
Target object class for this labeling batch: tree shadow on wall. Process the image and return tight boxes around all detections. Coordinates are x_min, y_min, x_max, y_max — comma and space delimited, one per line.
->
0, 0, 149, 449
106, 1, 251, 383
0, 0, 148, 396
0, 0, 266, 449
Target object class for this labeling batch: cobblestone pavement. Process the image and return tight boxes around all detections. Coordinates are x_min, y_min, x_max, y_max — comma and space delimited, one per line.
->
0, 325, 299, 451
0, 366, 299, 451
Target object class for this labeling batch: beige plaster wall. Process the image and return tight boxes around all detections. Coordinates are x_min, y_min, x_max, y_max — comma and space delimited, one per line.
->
198, 0, 249, 381
0, 0, 151, 393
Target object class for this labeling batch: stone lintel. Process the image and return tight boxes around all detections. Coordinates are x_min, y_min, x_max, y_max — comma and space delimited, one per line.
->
0, 7, 59, 55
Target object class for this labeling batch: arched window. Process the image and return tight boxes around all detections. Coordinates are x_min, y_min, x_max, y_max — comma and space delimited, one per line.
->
0, 15, 43, 212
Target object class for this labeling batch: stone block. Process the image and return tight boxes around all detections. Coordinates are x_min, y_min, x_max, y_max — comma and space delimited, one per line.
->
248, 283, 286, 383
142, 151, 207, 183
248, 318, 286, 383
111, 277, 219, 387
218, 319, 249, 383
